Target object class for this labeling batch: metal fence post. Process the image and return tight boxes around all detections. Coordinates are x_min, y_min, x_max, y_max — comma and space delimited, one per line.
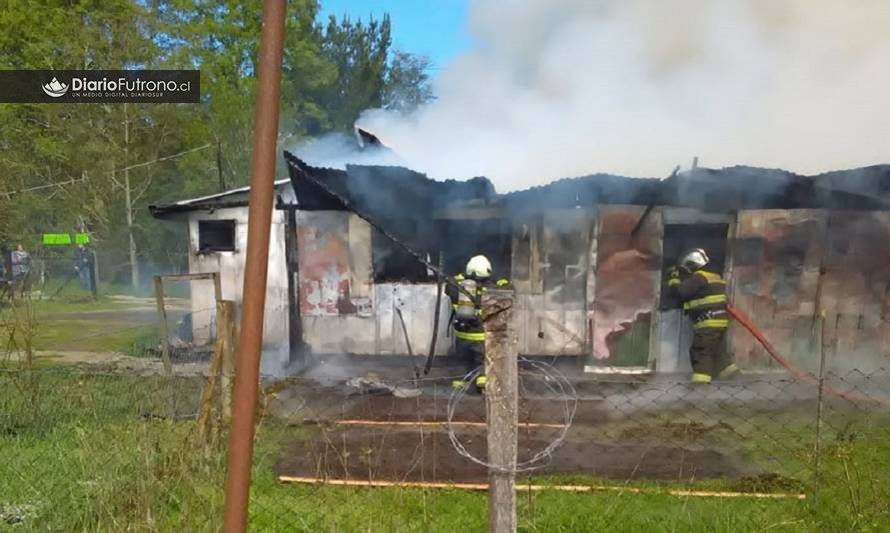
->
482, 288, 518, 533
222, 1, 286, 531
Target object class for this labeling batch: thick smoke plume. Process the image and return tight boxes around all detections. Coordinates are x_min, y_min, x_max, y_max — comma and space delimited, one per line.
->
344, 0, 890, 191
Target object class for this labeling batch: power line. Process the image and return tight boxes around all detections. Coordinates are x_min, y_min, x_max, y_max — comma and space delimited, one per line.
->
116, 143, 212, 174
1, 143, 213, 198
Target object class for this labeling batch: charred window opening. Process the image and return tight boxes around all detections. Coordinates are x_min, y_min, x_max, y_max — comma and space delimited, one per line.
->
438, 218, 512, 279
511, 217, 542, 289
372, 218, 436, 282
198, 220, 236, 253
371, 217, 513, 282
660, 223, 728, 303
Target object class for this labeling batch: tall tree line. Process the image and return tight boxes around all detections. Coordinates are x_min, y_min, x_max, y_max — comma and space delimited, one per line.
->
0, 0, 432, 286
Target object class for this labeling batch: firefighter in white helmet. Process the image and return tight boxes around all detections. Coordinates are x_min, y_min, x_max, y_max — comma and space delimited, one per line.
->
668, 248, 739, 383
445, 255, 510, 393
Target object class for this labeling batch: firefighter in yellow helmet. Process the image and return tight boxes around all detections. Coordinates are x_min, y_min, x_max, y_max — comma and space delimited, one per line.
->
446, 255, 510, 393
668, 248, 739, 383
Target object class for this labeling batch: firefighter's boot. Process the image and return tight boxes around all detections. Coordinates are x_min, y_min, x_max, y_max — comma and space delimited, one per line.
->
474, 374, 487, 394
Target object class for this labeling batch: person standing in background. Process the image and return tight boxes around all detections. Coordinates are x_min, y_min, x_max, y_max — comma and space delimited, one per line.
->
10, 244, 31, 297
74, 244, 93, 291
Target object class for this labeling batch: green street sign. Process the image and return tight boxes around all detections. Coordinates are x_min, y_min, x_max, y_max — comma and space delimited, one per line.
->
75, 233, 90, 244
42, 233, 72, 245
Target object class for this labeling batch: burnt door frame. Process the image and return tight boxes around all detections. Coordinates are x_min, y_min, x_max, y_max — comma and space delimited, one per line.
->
654, 208, 734, 374
280, 203, 305, 367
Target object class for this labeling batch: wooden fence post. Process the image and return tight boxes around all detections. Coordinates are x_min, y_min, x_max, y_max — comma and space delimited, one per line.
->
219, 300, 237, 423
196, 299, 236, 443
482, 288, 518, 533
212, 272, 223, 305
153, 276, 172, 376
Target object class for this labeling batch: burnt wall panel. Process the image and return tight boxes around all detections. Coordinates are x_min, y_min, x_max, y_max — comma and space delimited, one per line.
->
542, 211, 591, 311
297, 212, 352, 317
728, 209, 890, 373
348, 215, 373, 299
821, 211, 890, 372
728, 210, 828, 369
511, 216, 543, 295
512, 211, 592, 356
591, 206, 662, 365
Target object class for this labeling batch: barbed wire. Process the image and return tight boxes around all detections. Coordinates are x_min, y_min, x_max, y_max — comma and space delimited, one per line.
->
445, 357, 578, 474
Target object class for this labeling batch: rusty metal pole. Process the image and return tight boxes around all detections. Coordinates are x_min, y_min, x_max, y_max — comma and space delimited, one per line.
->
222, 1, 286, 531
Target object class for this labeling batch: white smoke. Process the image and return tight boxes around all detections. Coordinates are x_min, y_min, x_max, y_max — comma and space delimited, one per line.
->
354, 0, 890, 191
295, 133, 403, 169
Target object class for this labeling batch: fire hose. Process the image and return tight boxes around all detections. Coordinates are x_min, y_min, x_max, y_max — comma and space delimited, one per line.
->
726, 303, 889, 407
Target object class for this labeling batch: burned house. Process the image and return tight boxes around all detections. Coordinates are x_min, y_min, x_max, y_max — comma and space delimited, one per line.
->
151, 155, 890, 377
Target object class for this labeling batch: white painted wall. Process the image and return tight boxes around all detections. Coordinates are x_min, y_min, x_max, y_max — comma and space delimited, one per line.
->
300, 283, 453, 356
186, 206, 290, 375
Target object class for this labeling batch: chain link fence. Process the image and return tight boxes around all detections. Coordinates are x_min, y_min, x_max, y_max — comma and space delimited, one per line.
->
1, 361, 888, 530
252, 362, 890, 530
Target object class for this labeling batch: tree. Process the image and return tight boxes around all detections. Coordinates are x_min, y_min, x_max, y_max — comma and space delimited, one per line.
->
317, 14, 392, 131
0, 0, 436, 287
383, 51, 434, 113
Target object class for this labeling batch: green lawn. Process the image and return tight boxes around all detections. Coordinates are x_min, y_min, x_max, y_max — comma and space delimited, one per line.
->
2, 294, 160, 355
1, 368, 888, 532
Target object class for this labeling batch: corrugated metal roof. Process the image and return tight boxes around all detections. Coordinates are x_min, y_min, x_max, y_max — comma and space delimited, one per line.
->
171, 179, 292, 206
149, 179, 293, 217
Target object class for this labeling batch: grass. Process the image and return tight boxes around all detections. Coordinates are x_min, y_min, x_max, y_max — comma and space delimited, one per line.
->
35, 277, 190, 301
30, 319, 158, 353
1, 290, 161, 354
1, 367, 888, 531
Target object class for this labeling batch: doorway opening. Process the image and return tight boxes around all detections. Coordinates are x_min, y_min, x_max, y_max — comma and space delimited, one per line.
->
656, 223, 729, 374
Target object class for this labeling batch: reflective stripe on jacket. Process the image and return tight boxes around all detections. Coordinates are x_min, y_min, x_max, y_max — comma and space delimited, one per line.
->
675, 270, 729, 329
447, 273, 510, 342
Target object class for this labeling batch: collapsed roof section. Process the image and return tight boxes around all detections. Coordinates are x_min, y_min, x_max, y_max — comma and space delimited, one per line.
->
664, 165, 890, 211
283, 150, 496, 214
148, 147, 890, 219
285, 150, 890, 215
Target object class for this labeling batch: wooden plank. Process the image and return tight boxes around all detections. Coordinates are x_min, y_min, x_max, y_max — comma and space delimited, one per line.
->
159, 272, 218, 282
276, 477, 807, 499
331, 420, 565, 429
212, 272, 222, 303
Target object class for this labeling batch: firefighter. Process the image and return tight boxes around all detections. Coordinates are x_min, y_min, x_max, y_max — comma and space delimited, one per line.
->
668, 248, 739, 383
446, 255, 509, 393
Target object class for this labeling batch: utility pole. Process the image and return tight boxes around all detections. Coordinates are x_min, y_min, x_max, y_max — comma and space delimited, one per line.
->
124, 103, 139, 290
217, 139, 227, 192
482, 288, 518, 533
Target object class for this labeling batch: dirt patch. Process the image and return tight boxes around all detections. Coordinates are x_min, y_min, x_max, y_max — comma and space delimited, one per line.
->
269, 387, 607, 426
275, 427, 745, 483
728, 473, 807, 493
617, 420, 736, 441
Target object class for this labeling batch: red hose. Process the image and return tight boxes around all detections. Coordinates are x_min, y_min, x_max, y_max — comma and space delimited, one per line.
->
726, 303, 888, 407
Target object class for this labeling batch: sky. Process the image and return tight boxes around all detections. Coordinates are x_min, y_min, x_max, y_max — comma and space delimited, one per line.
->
307, 0, 890, 188
317, 0, 470, 70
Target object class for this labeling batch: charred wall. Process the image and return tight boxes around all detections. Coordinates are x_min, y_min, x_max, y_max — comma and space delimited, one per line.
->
284, 151, 890, 369
729, 210, 890, 372
589, 206, 662, 367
